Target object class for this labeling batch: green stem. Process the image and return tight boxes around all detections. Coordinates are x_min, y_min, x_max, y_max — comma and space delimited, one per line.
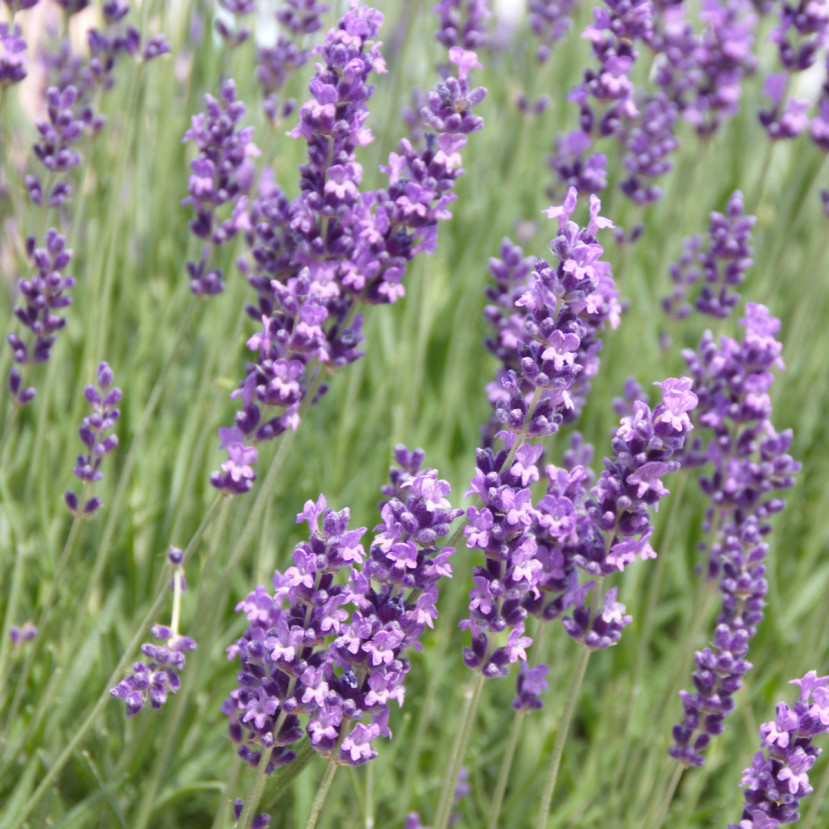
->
5, 497, 226, 824
486, 710, 526, 829
211, 756, 242, 829
534, 643, 592, 829
304, 723, 352, 829
645, 762, 684, 829
434, 670, 485, 829
237, 746, 276, 829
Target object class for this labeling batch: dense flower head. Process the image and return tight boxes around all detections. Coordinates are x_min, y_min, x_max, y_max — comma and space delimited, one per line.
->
654, 0, 758, 137
664, 190, 756, 320
217, 13, 485, 494
519, 380, 695, 656
7, 229, 75, 406
110, 625, 196, 717
547, 129, 608, 196
182, 79, 259, 295
619, 92, 680, 205
433, 0, 491, 51
529, 0, 579, 62
225, 458, 460, 769
728, 671, 829, 827
31, 85, 84, 185
64, 362, 121, 518
671, 303, 799, 766
482, 188, 618, 444
0, 23, 27, 88
680, 305, 798, 571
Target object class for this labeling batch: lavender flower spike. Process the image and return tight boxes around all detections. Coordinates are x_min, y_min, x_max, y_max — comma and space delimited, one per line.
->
729, 672, 829, 828
0, 24, 28, 89
225, 452, 461, 771
182, 79, 259, 295
110, 549, 197, 716
7, 229, 75, 406
64, 362, 121, 518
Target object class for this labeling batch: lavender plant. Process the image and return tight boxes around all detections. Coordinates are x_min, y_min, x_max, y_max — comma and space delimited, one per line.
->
2, 3, 829, 828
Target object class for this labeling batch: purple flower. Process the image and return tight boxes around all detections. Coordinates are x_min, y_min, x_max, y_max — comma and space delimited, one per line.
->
729, 672, 829, 827
663, 190, 756, 320
671, 305, 800, 766
9, 621, 37, 646
433, 0, 491, 51
218, 14, 485, 493
182, 79, 259, 295
758, 73, 810, 140
530, 0, 579, 63
481, 189, 618, 444
7, 229, 75, 406
64, 362, 121, 518
0, 23, 27, 88
226, 453, 460, 770
512, 663, 550, 712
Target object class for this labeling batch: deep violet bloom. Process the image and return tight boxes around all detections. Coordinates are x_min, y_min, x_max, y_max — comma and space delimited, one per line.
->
110, 552, 196, 717
0, 23, 27, 88
224, 454, 460, 769
463, 377, 696, 689
663, 190, 756, 320
529, 0, 579, 63
215, 7, 485, 492
670, 305, 800, 766
729, 672, 829, 828
182, 79, 259, 295
651, 0, 757, 138
433, 0, 491, 50
7, 229, 75, 406
64, 362, 121, 518
481, 188, 619, 445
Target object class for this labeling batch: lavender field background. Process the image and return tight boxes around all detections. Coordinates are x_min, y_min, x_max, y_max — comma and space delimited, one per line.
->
2, 1, 829, 827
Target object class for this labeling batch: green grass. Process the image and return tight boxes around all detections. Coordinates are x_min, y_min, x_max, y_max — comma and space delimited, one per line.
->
1, 2, 829, 828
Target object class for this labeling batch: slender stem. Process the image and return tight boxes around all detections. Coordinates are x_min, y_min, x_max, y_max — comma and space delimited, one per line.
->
304, 756, 342, 829
487, 710, 526, 829
6, 497, 226, 824
434, 670, 486, 829
645, 762, 684, 829
534, 643, 592, 829
237, 745, 276, 829
211, 755, 242, 829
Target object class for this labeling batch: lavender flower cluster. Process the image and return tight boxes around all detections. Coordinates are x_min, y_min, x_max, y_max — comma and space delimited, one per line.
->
461, 191, 697, 695
483, 187, 620, 443
663, 190, 756, 321
182, 79, 259, 296
224, 449, 461, 769
671, 305, 800, 766
7, 230, 74, 406
64, 362, 121, 518
731, 672, 829, 828
211, 4, 486, 494
110, 549, 196, 717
